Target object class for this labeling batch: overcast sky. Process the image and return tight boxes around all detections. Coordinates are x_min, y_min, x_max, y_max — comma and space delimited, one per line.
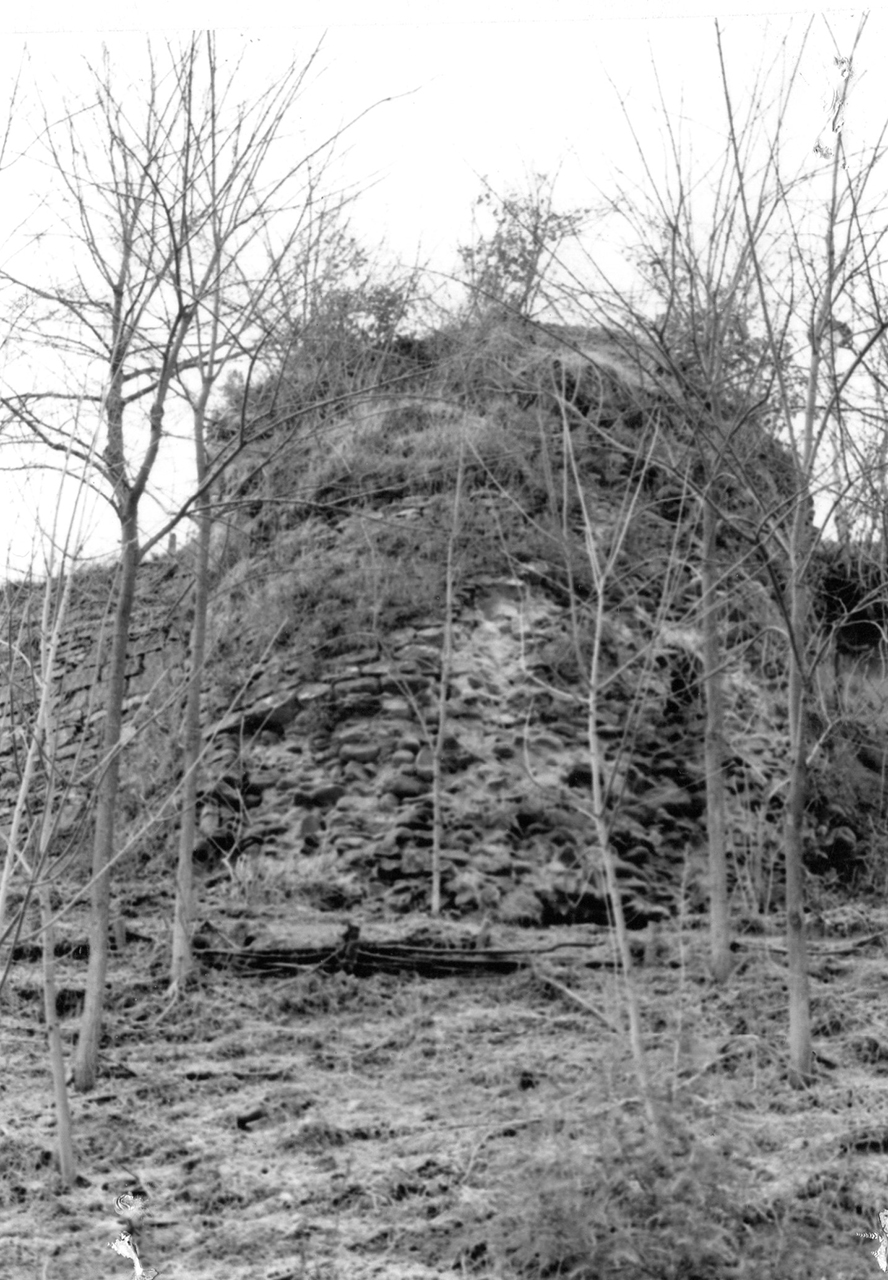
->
0, 1, 883, 580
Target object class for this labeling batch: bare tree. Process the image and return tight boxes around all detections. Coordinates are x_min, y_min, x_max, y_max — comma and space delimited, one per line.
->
458, 174, 588, 322
0, 34, 384, 1089
560, 393, 667, 1152
712, 15, 888, 1078
0, 449, 96, 1184
567, 14, 888, 1077
162, 40, 368, 989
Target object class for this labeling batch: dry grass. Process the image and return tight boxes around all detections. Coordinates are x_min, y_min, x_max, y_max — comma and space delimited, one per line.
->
5, 882, 888, 1280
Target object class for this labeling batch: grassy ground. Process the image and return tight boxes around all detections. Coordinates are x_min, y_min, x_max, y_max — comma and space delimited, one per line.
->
5, 885, 888, 1280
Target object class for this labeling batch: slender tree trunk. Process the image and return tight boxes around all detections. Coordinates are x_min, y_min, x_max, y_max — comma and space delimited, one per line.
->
171, 494, 211, 983
39, 877, 75, 1184
72, 506, 139, 1092
588, 641, 664, 1154
37, 577, 76, 1182
785, 554, 812, 1082
431, 445, 464, 916
701, 496, 731, 981
780, 288, 822, 1085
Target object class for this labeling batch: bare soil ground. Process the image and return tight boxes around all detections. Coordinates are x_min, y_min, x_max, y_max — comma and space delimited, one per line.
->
5, 888, 888, 1280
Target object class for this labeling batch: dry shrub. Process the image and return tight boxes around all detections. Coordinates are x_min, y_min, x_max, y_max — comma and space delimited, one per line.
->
458, 1113, 757, 1280
296, 396, 541, 506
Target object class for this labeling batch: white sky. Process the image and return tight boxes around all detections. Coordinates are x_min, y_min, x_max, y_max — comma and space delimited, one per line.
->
0, 1, 884, 579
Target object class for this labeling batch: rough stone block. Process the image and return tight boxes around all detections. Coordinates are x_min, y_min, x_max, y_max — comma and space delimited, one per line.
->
383, 774, 428, 800
339, 742, 380, 764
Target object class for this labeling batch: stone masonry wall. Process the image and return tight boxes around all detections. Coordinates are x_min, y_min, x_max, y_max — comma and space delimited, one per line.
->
0, 543, 798, 924
195, 575, 702, 924
0, 559, 190, 842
